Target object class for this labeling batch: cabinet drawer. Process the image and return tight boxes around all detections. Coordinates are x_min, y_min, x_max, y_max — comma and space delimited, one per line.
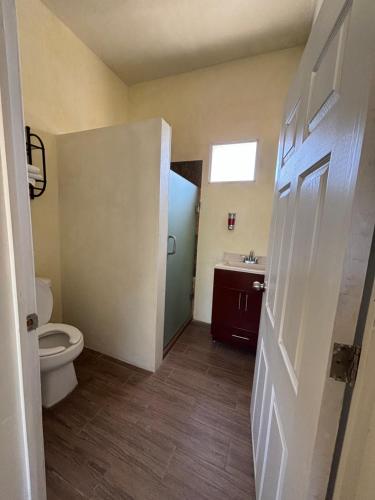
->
214, 268, 264, 291
212, 325, 258, 350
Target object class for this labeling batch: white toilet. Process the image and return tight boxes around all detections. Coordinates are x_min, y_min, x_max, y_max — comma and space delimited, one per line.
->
36, 278, 84, 408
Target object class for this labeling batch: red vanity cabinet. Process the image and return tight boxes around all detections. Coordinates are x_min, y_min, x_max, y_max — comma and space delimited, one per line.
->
211, 268, 264, 350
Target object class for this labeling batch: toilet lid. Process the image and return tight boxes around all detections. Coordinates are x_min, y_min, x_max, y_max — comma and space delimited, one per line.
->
38, 323, 83, 357
35, 278, 53, 325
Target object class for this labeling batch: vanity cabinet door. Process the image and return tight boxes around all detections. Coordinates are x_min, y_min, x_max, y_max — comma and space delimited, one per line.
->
239, 288, 263, 334
211, 285, 245, 331
211, 269, 264, 350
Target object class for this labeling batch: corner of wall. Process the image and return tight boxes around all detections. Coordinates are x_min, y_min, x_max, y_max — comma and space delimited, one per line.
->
154, 119, 172, 370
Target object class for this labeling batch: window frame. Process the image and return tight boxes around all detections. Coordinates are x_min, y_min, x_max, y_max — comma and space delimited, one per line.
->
208, 139, 259, 184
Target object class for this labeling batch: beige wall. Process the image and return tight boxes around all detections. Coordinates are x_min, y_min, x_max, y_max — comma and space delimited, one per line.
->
29, 130, 62, 321
16, 0, 128, 135
58, 119, 171, 372
17, 0, 302, 327
128, 47, 303, 322
16, 0, 129, 320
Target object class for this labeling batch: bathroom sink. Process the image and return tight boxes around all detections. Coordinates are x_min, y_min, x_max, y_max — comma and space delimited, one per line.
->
215, 253, 266, 275
215, 260, 266, 275
225, 261, 265, 271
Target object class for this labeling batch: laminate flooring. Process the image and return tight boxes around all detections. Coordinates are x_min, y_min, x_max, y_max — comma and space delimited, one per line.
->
43, 322, 256, 499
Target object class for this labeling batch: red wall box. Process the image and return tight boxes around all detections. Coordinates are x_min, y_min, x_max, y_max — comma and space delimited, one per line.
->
211, 268, 264, 350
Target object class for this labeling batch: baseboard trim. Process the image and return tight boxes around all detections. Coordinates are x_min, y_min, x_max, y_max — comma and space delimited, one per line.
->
81, 345, 152, 373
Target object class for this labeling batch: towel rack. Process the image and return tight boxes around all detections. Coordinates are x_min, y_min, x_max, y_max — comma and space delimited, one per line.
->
26, 125, 47, 199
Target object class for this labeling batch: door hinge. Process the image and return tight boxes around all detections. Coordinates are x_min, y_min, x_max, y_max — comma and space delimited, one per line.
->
26, 313, 38, 332
330, 343, 361, 386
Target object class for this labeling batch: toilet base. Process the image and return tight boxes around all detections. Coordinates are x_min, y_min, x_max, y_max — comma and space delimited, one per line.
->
41, 362, 78, 408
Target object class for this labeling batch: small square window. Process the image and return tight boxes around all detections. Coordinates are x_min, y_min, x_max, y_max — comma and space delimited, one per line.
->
209, 141, 257, 183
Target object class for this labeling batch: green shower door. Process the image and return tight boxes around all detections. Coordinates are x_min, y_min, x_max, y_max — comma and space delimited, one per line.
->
164, 171, 198, 348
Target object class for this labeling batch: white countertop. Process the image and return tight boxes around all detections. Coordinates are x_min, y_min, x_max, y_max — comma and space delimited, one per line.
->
215, 252, 266, 275
215, 263, 266, 275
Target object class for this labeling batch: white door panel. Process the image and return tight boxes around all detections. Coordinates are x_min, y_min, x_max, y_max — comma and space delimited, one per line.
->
252, 340, 269, 459
259, 390, 287, 500
251, 0, 375, 498
265, 184, 291, 327
280, 159, 329, 390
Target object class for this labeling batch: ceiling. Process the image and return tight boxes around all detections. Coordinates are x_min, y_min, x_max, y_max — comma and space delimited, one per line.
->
42, 0, 315, 85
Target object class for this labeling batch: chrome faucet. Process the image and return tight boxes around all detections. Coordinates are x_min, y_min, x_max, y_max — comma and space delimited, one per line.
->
243, 250, 258, 264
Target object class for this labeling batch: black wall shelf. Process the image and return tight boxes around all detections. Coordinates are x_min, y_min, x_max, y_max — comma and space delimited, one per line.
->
26, 125, 47, 199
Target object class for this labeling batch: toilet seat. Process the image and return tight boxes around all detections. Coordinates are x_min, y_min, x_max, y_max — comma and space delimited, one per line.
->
35, 278, 84, 407
38, 323, 82, 357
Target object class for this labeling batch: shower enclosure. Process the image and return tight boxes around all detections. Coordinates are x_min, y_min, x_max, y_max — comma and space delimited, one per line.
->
164, 171, 198, 349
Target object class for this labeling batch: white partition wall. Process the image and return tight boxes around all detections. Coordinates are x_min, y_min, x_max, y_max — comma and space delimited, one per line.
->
57, 118, 171, 372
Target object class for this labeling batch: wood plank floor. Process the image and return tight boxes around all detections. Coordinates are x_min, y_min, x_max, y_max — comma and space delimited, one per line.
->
43, 322, 256, 499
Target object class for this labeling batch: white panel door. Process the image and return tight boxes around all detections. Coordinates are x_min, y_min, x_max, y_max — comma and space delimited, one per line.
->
0, 0, 46, 498
0, 108, 30, 500
251, 0, 375, 498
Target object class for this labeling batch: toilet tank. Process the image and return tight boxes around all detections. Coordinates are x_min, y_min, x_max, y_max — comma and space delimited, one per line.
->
35, 278, 53, 326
